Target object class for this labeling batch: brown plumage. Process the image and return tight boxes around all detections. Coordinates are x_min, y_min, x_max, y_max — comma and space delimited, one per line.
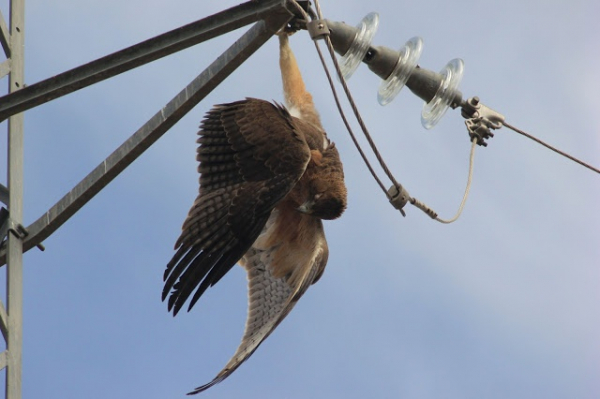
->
162, 33, 346, 394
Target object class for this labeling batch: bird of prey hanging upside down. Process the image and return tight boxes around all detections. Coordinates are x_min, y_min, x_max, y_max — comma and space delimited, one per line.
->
162, 33, 347, 394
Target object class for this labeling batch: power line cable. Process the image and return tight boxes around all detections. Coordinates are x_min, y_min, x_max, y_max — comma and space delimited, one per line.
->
503, 121, 600, 175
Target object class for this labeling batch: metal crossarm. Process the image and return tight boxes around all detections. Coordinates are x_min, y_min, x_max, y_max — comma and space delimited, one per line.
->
0, 2, 294, 265
0, 0, 292, 121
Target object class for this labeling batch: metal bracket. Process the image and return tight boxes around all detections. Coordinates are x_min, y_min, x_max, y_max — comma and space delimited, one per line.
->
282, 0, 313, 33
0, 208, 27, 250
0, 208, 28, 242
461, 96, 505, 146
0, 208, 45, 252
307, 19, 330, 40
465, 118, 495, 146
8, 223, 28, 241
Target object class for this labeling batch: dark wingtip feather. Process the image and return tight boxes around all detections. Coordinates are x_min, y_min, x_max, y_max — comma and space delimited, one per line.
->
186, 279, 211, 312
168, 291, 180, 315
163, 245, 187, 283
186, 376, 224, 395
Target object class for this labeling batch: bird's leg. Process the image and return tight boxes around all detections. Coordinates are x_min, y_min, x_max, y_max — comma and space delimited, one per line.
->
278, 34, 322, 128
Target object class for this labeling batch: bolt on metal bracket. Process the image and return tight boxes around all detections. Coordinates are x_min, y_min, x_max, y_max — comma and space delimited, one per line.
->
0, 208, 45, 252
307, 19, 330, 40
461, 96, 505, 146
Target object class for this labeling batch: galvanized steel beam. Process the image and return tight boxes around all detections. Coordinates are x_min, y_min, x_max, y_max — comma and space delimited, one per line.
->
0, 0, 292, 121
0, 10, 10, 57
0, 5, 294, 265
4, 0, 25, 396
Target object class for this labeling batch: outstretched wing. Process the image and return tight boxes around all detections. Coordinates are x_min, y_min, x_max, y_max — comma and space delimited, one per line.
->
188, 210, 329, 394
163, 98, 311, 315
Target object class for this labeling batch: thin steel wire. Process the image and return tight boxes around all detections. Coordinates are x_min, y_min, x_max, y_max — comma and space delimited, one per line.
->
503, 121, 600, 175
314, 6, 402, 190
311, 41, 390, 195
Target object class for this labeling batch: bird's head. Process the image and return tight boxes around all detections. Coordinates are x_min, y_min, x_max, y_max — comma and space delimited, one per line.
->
297, 190, 346, 220
297, 156, 347, 220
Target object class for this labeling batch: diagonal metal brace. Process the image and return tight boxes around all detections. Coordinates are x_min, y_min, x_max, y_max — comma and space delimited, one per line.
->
0, 10, 10, 58
0, 7, 294, 266
0, 0, 293, 121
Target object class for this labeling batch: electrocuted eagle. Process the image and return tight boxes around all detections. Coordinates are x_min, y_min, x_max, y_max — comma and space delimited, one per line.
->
162, 33, 347, 394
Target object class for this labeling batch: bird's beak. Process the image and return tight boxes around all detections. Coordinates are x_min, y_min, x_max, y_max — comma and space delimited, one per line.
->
297, 200, 314, 214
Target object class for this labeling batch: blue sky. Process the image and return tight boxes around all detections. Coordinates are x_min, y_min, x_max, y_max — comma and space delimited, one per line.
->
1, 0, 599, 398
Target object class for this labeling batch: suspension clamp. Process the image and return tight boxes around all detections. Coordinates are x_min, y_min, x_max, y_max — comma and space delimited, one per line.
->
461, 96, 505, 146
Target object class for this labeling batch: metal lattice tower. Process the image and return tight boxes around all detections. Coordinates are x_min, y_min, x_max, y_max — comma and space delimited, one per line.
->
0, 1, 297, 398
1, 0, 25, 397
